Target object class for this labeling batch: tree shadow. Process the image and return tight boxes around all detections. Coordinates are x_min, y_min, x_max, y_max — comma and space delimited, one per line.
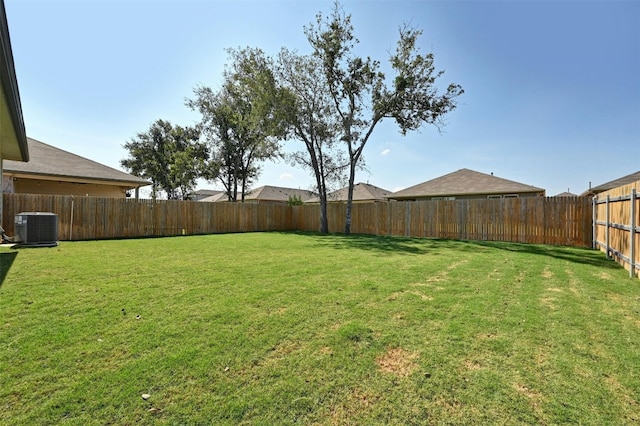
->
0, 251, 18, 287
465, 240, 619, 270
300, 232, 464, 255
294, 232, 616, 270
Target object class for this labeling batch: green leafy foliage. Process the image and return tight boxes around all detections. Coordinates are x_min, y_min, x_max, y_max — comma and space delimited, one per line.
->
275, 50, 348, 232
187, 48, 289, 201
287, 194, 304, 206
121, 119, 207, 200
304, 1, 464, 234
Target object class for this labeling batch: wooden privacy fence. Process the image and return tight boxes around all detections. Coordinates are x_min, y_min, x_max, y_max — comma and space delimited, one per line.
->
294, 197, 592, 246
1, 194, 295, 240
593, 180, 640, 278
3, 193, 592, 247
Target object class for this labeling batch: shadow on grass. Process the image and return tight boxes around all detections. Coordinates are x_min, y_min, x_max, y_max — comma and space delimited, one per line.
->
295, 232, 616, 270
466, 240, 619, 270
0, 251, 18, 287
301, 232, 463, 255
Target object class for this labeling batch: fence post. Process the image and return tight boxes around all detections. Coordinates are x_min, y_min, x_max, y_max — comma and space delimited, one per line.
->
631, 189, 636, 278
405, 201, 411, 237
605, 195, 611, 259
69, 197, 74, 241
592, 196, 597, 249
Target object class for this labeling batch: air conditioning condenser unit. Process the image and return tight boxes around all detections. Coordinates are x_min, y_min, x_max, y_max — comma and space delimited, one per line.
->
14, 212, 58, 247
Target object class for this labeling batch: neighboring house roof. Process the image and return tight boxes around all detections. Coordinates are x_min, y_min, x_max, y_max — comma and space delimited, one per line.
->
3, 137, 149, 187
243, 185, 317, 203
194, 189, 223, 197
307, 182, 392, 203
581, 170, 640, 196
0, 1, 28, 162
199, 192, 228, 202
191, 188, 223, 201
390, 169, 545, 200
554, 191, 578, 197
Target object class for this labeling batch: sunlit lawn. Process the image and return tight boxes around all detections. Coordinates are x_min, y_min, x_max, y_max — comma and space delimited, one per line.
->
1, 232, 638, 425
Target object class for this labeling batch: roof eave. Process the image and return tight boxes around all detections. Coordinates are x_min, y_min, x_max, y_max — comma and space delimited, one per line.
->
4, 170, 150, 187
390, 189, 545, 200
0, 1, 27, 162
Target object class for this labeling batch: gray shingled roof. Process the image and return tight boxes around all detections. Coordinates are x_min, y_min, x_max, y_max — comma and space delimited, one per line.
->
199, 192, 229, 202
307, 182, 392, 203
390, 169, 545, 199
581, 170, 640, 196
2, 137, 149, 187
244, 185, 317, 202
554, 191, 579, 197
194, 189, 223, 197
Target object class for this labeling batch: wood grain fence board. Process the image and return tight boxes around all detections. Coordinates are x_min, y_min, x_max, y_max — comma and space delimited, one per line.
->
2, 194, 593, 248
593, 180, 640, 278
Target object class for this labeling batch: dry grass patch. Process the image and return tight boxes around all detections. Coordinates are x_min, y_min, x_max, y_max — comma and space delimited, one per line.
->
329, 388, 381, 425
388, 290, 433, 301
392, 312, 405, 320
407, 290, 433, 301
376, 347, 419, 378
476, 332, 499, 340
597, 271, 612, 280
540, 296, 557, 310
319, 346, 333, 356
604, 374, 640, 421
512, 382, 545, 418
463, 359, 484, 371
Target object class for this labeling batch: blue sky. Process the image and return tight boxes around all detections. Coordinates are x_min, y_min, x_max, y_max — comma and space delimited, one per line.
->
5, 0, 639, 197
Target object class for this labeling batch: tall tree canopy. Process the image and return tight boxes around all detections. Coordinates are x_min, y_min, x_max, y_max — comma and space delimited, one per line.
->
121, 119, 207, 200
275, 49, 348, 233
305, 2, 464, 234
187, 48, 289, 201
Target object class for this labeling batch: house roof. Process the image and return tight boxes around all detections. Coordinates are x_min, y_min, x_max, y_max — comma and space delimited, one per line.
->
193, 189, 223, 197
199, 192, 229, 202
307, 182, 392, 203
581, 170, 640, 196
243, 185, 317, 202
390, 169, 545, 199
0, 1, 28, 162
554, 191, 579, 197
3, 137, 149, 187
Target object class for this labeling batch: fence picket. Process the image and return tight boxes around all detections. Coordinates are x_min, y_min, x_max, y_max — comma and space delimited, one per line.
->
2, 194, 593, 248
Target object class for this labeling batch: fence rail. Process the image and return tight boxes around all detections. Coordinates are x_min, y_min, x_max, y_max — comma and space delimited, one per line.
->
294, 197, 592, 246
1, 194, 296, 240
2, 193, 593, 248
593, 181, 640, 278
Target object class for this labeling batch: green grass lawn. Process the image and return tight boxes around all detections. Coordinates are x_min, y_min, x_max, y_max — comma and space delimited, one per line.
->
1, 232, 639, 425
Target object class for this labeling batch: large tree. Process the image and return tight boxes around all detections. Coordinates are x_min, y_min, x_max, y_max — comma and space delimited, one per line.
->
121, 119, 207, 200
305, 2, 464, 234
187, 48, 288, 201
275, 49, 348, 233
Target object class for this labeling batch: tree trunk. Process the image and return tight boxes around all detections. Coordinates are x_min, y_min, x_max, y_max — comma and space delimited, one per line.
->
319, 193, 328, 234
344, 162, 357, 235
316, 173, 329, 234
